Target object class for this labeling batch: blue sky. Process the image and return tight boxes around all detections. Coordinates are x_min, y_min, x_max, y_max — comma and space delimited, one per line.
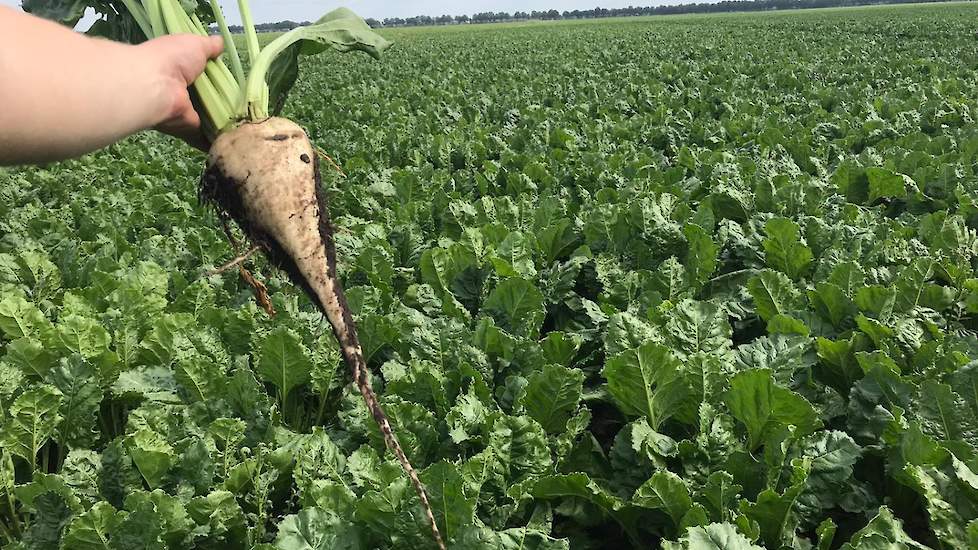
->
3, 1, 678, 24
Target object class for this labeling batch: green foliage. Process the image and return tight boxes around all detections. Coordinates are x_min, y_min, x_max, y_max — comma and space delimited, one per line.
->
724, 369, 818, 450
604, 343, 688, 429
763, 218, 813, 280
520, 364, 584, 433
663, 522, 764, 550
257, 327, 312, 401
483, 278, 546, 338
1, 385, 63, 468
3, 3, 978, 548
273, 507, 362, 549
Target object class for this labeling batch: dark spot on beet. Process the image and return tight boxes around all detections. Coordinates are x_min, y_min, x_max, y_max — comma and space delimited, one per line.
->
300, 154, 311, 164
266, 134, 289, 142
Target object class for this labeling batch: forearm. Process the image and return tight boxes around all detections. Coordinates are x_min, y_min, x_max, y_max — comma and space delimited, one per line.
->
0, 7, 172, 165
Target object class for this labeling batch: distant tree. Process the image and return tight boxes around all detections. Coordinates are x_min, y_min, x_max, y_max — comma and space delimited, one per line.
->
365, 17, 381, 28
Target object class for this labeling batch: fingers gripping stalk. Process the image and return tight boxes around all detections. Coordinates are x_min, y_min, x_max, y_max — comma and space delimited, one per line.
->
200, 118, 446, 550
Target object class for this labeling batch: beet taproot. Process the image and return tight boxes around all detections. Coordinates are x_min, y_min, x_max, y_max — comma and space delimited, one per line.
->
200, 117, 445, 550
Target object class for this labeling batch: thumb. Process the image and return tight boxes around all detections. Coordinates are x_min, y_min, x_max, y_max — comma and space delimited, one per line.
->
202, 34, 225, 60
149, 34, 225, 83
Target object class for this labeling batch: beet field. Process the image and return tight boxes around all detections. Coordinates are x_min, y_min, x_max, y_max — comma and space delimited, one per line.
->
1, 3, 978, 548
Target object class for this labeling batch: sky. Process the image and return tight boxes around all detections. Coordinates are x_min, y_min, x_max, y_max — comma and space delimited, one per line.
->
2, 1, 678, 24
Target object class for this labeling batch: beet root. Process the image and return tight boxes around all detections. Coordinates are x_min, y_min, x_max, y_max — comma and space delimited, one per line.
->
200, 117, 445, 550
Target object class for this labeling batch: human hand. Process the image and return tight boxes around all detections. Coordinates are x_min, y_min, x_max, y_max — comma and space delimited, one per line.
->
138, 34, 224, 151
0, 9, 228, 164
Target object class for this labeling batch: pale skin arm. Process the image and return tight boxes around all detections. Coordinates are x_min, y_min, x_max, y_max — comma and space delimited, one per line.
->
0, 6, 224, 165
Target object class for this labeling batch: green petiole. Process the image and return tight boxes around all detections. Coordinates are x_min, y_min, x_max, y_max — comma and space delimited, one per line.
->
237, 0, 261, 64
142, 0, 165, 37
236, 0, 268, 119
243, 31, 291, 120
206, 1, 245, 87
119, 0, 152, 37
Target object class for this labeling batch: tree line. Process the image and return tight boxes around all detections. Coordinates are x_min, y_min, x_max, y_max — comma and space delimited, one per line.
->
367, 0, 943, 27
234, 0, 947, 32
226, 21, 309, 33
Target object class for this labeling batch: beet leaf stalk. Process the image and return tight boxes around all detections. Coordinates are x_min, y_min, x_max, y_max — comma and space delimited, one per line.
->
22, 2, 447, 549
